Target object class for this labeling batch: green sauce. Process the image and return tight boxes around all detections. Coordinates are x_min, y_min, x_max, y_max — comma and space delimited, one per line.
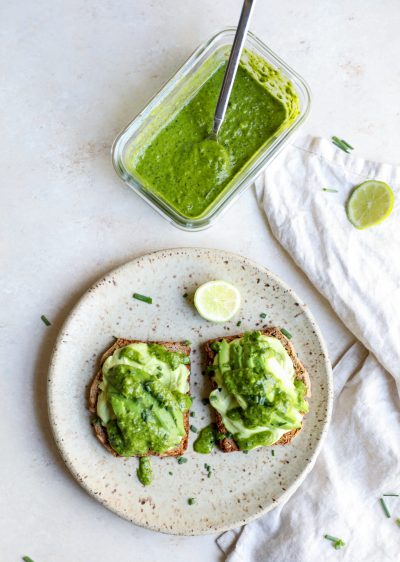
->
193, 425, 216, 454
96, 343, 191, 460
193, 423, 231, 453
209, 331, 308, 451
147, 343, 190, 370
131, 54, 299, 218
137, 457, 152, 486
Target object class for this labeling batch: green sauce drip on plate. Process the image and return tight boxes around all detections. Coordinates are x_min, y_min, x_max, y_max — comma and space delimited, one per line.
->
137, 457, 152, 486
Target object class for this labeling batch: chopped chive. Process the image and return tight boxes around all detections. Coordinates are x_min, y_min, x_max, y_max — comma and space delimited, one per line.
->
168, 471, 173, 475
183, 293, 188, 298
332, 140, 349, 154
204, 463, 210, 470
177, 456, 187, 464
190, 425, 198, 433
271, 449, 275, 456
332, 135, 346, 145
322, 188, 338, 193
396, 518, 400, 527
280, 328, 292, 339
188, 497, 195, 505
242, 450, 249, 454
331, 136, 353, 153
332, 136, 354, 150
341, 140, 354, 150
332, 136, 353, 150
332, 141, 349, 153
324, 534, 340, 542
183, 339, 191, 346
380, 497, 391, 518
207, 472, 212, 478
132, 292, 152, 304
203, 397, 210, 405
260, 312, 267, 319
383, 493, 399, 497
41, 314, 51, 326
236, 320, 242, 327
324, 535, 346, 549
190, 411, 195, 417
22, 558, 35, 562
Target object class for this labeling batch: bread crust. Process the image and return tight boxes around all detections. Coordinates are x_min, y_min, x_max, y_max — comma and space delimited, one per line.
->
203, 328, 311, 452
88, 338, 191, 458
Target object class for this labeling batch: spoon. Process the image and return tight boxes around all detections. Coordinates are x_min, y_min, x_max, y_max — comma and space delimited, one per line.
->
210, 0, 257, 140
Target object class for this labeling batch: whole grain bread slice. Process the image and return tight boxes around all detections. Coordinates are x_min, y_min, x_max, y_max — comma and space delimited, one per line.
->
203, 327, 311, 453
88, 338, 191, 458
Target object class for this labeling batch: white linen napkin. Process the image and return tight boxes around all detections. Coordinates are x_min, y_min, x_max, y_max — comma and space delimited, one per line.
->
259, 136, 400, 383
217, 136, 400, 561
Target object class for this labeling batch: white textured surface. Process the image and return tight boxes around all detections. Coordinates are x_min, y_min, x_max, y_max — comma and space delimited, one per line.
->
1, 0, 398, 560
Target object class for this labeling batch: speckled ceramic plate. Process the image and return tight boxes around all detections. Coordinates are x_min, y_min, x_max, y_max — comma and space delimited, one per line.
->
48, 248, 332, 535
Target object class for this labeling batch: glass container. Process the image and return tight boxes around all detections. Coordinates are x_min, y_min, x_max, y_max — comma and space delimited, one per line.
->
112, 28, 311, 230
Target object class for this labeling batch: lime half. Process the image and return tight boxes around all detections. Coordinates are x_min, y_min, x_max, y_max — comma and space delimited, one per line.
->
346, 180, 394, 229
194, 280, 241, 322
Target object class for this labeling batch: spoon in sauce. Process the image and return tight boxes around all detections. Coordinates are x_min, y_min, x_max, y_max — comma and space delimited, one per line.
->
190, 0, 257, 189
210, 0, 257, 140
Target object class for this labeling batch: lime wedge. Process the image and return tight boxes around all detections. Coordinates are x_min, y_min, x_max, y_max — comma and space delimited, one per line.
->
346, 180, 394, 229
194, 280, 241, 322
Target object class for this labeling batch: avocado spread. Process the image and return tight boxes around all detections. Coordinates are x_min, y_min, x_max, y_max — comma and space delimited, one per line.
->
96, 343, 191, 460
130, 52, 299, 219
209, 331, 308, 451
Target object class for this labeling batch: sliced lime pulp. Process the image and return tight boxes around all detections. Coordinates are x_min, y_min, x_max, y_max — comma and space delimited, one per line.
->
194, 280, 241, 323
346, 180, 394, 229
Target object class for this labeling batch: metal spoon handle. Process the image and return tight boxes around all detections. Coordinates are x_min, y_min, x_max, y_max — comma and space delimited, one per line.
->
212, 0, 257, 137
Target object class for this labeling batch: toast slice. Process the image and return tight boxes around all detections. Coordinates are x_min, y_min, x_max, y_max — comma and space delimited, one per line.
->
203, 327, 311, 453
88, 338, 191, 458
